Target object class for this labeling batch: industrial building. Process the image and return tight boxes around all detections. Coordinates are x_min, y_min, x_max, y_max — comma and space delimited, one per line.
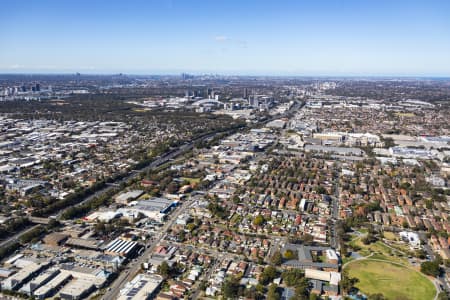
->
104, 238, 139, 257
43, 232, 70, 246
0, 256, 109, 299
118, 273, 163, 300
58, 263, 109, 288
19, 268, 60, 296
115, 190, 144, 204
125, 197, 178, 221
1, 260, 50, 291
33, 272, 72, 300
59, 278, 96, 300
65, 237, 103, 250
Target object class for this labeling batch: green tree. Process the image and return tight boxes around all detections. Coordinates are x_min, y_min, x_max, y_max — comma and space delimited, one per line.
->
368, 294, 386, 300
283, 249, 297, 260
255, 283, 265, 294
437, 291, 450, 300
207, 201, 229, 219
186, 223, 196, 232
259, 265, 278, 285
232, 195, 240, 204
166, 182, 180, 194
362, 232, 378, 245
271, 251, 283, 266
420, 260, 440, 277
300, 234, 314, 245
281, 269, 305, 287
309, 294, 319, 300
341, 269, 359, 293
267, 284, 281, 300
253, 215, 264, 226
157, 261, 170, 277
222, 276, 240, 299
314, 185, 327, 195
293, 277, 309, 299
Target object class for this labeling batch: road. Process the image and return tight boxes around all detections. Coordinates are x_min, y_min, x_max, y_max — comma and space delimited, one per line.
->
330, 179, 340, 250
101, 105, 303, 299
0, 224, 41, 249
191, 256, 223, 300
92, 101, 305, 299
418, 232, 450, 294
101, 196, 196, 300
59, 99, 302, 220
56, 130, 229, 220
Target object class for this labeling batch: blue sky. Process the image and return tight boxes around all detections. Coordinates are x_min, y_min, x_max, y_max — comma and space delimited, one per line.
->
1, 0, 450, 75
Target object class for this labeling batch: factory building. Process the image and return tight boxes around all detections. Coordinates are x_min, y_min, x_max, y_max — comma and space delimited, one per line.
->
1, 261, 50, 291
59, 278, 96, 300
104, 238, 139, 257
123, 197, 178, 221
19, 268, 60, 296
33, 272, 72, 300
118, 274, 163, 300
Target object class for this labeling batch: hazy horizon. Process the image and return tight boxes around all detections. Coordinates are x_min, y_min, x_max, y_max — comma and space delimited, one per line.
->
1, 0, 450, 76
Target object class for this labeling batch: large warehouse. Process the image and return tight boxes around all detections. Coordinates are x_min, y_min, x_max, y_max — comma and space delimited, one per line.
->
104, 238, 139, 257
125, 197, 178, 221
118, 273, 163, 300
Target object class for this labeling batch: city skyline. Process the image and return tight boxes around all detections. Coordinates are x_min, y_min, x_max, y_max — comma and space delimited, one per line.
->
1, 0, 450, 76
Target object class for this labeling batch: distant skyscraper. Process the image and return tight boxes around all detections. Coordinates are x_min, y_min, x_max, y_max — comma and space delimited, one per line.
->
35, 83, 40, 92
249, 95, 259, 108
243, 88, 248, 99
181, 73, 193, 80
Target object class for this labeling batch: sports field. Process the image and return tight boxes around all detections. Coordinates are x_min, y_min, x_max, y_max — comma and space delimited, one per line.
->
346, 260, 436, 300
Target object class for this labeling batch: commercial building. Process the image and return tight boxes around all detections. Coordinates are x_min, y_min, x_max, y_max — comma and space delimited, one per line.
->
59, 278, 96, 300
58, 263, 109, 288
104, 238, 139, 257
65, 237, 103, 250
115, 190, 144, 204
1, 260, 50, 291
43, 232, 70, 246
19, 268, 60, 296
33, 272, 72, 300
313, 132, 345, 143
124, 197, 177, 221
118, 273, 163, 300
389, 146, 434, 159
305, 145, 365, 156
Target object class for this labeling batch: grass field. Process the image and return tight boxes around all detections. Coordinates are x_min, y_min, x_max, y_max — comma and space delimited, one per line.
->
349, 238, 409, 265
383, 231, 398, 241
342, 256, 354, 265
181, 177, 201, 184
395, 112, 416, 117
347, 260, 435, 300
